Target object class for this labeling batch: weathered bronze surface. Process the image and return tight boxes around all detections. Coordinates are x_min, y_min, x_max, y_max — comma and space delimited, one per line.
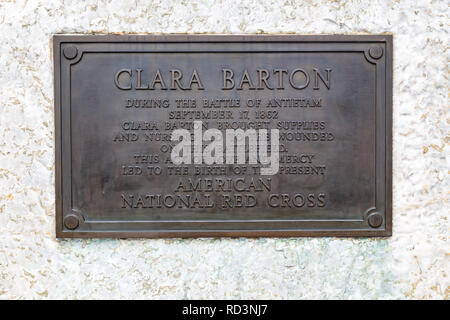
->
54, 35, 392, 238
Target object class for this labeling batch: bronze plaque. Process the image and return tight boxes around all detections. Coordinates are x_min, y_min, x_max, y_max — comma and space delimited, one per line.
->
54, 35, 392, 238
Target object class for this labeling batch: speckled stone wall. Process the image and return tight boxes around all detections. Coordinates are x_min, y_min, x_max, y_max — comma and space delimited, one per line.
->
0, 0, 448, 299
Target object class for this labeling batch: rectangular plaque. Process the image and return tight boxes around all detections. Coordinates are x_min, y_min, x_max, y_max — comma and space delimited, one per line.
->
54, 35, 392, 238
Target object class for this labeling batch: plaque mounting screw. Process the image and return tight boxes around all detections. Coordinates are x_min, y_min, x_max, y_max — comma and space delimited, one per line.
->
369, 46, 383, 59
64, 215, 79, 230
368, 212, 383, 228
63, 46, 78, 59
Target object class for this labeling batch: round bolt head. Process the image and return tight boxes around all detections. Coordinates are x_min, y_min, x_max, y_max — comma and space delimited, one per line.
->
64, 215, 79, 230
368, 212, 383, 228
369, 46, 383, 59
63, 46, 78, 59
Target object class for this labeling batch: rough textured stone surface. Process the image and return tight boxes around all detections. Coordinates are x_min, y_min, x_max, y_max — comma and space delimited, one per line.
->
0, 0, 448, 299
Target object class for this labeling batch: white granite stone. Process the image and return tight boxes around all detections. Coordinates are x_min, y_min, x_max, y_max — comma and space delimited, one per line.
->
0, 0, 448, 299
